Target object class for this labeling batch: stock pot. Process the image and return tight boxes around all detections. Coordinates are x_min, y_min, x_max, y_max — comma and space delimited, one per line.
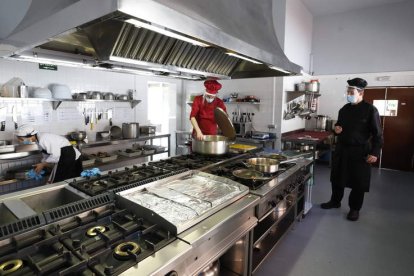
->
191, 107, 236, 155
192, 135, 230, 155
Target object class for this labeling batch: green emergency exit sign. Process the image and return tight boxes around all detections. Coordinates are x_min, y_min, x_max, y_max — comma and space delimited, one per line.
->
39, 63, 57, 71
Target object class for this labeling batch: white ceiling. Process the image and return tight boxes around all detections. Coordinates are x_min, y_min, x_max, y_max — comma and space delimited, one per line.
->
301, 0, 409, 16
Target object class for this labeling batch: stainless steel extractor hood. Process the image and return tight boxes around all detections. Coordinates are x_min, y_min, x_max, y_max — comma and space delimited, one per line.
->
0, 0, 302, 80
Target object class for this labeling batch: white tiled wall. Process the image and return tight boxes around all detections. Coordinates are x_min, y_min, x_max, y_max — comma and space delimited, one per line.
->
0, 59, 184, 151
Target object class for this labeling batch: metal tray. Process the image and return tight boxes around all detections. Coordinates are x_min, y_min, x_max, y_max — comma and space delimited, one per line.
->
117, 149, 142, 157
116, 170, 249, 235
95, 154, 118, 163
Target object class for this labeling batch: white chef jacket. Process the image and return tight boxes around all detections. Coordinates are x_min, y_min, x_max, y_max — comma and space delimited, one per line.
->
37, 133, 81, 163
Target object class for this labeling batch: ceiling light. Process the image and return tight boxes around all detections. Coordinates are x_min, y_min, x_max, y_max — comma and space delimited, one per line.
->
170, 74, 201, 80
12, 53, 92, 68
112, 66, 155, 76
148, 67, 176, 73
225, 53, 262, 64
269, 65, 290, 74
110, 56, 149, 66
126, 19, 210, 47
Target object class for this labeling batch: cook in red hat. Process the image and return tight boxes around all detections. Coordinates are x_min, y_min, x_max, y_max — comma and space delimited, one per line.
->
190, 80, 227, 140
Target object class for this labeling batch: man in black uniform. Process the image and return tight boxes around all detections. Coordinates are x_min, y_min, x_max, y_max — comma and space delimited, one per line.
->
321, 77, 383, 221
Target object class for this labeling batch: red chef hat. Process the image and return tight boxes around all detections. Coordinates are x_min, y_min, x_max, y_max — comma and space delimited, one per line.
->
204, 80, 222, 95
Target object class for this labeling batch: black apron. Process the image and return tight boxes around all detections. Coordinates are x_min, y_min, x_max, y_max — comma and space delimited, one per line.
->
53, 146, 83, 183
330, 143, 371, 192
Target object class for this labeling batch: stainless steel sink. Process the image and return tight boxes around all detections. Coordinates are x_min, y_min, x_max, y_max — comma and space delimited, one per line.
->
0, 202, 18, 225
20, 187, 85, 213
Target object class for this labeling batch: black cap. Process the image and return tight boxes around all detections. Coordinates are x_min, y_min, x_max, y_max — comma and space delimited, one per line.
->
347, 78, 367, 89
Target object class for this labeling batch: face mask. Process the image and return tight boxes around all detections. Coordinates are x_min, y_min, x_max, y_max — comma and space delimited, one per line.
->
21, 139, 33, 145
205, 95, 215, 103
347, 95, 358, 103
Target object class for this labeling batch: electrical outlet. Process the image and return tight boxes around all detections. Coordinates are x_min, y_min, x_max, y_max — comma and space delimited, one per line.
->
267, 124, 277, 129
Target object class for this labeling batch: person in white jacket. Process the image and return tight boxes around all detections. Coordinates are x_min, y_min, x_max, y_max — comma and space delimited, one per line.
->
16, 124, 83, 183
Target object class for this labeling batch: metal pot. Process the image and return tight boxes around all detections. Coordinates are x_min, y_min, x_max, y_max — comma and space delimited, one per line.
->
192, 135, 229, 155
110, 126, 122, 139
117, 94, 129, 100
70, 131, 87, 141
104, 92, 115, 100
315, 115, 328, 131
122, 123, 139, 139
88, 91, 102, 99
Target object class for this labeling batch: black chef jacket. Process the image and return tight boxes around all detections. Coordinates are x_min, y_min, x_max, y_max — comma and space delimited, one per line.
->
330, 101, 383, 192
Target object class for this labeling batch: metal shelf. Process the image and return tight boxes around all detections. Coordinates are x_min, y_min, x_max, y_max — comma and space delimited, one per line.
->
285, 91, 321, 102
0, 97, 141, 110
51, 99, 141, 110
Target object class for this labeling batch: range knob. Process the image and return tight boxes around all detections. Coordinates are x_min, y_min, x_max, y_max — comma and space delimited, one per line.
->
268, 200, 277, 207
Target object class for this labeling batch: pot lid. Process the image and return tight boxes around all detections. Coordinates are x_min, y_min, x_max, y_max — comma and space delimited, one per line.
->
214, 107, 236, 140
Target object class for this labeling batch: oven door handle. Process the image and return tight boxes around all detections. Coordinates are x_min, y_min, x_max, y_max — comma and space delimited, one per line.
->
259, 198, 286, 222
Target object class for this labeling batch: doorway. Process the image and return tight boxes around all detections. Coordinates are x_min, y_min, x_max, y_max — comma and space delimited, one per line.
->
365, 87, 414, 171
147, 82, 177, 159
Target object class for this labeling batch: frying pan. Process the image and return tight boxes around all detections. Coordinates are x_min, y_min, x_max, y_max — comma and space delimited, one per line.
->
232, 169, 272, 181
244, 157, 301, 173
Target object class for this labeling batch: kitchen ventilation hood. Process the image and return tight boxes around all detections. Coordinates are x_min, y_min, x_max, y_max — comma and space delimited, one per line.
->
0, 0, 302, 80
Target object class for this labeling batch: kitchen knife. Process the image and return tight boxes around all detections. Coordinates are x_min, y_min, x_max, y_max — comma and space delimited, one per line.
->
12, 105, 18, 130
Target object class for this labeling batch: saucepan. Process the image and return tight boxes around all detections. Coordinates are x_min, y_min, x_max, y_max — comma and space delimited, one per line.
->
244, 157, 301, 173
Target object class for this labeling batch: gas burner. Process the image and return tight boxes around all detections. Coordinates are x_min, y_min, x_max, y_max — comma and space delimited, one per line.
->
207, 160, 296, 190
69, 165, 171, 196
0, 259, 23, 274
113, 242, 141, 260
92, 180, 110, 187
0, 240, 91, 275
86, 225, 108, 237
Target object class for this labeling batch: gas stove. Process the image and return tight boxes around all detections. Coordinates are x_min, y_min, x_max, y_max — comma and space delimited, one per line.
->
68, 165, 174, 196
0, 206, 175, 276
148, 152, 242, 171
207, 159, 296, 190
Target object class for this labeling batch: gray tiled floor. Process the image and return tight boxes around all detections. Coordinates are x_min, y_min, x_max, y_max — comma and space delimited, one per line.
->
254, 164, 414, 276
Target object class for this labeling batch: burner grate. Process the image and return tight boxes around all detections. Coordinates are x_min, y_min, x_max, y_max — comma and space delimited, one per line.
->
208, 160, 296, 190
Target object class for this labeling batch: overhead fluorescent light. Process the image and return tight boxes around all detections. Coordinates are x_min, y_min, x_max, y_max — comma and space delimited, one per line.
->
226, 53, 262, 64
269, 65, 290, 74
12, 53, 92, 68
148, 67, 176, 73
170, 74, 201, 80
110, 56, 149, 66
126, 19, 210, 47
112, 66, 155, 76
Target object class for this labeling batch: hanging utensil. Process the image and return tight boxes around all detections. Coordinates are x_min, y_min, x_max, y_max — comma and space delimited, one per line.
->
107, 108, 113, 126
12, 105, 18, 130
90, 109, 95, 130
0, 107, 6, 131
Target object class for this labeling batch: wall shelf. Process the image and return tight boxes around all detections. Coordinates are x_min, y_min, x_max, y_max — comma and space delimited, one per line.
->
285, 91, 321, 102
0, 97, 141, 110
